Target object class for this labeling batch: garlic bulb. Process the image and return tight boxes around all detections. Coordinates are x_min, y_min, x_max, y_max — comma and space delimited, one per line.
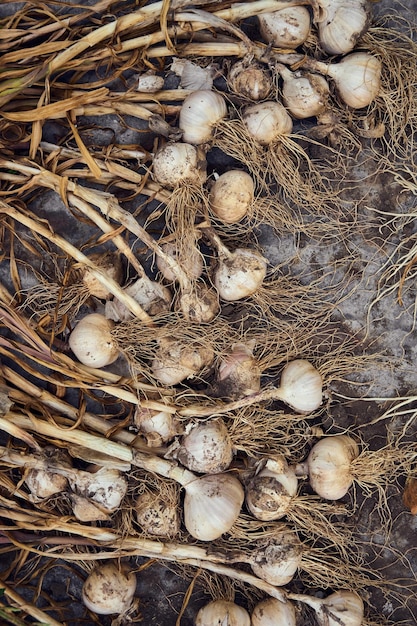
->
82, 562, 137, 616
289, 590, 364, 626
209, 170, 254, 224
173, 418, 234, 474
275, 359, 323, 413
179, 90, 228, 144
214, 341, 261, 399
156, 241, 204, 282
258, 6, 311, 49
135, 70, 164, 92
177, 282, 220, 324
25, 447, 72, 502
68, 466, 128, 514
151, 336, 214, 386
70, 493, 110, 522
152, 141, 207, 187
325, 51, 381, 109
315, 0, 371, 55
105, 276, 172, 321
135, 491, 180, 538
228, 60, 272, 101
195, 599, 251, 626
245, 456, 298, 521
251, 597, 297, 626
171, 58, 215, 91
134, 405, 182, 445
81, 251, 123, 300
68, 313, 120, 368
277, 64, 330, 119
243, 101, 293, 145
184, 472, 244, 541
303, 434, 359, 500
251, 527, 303, 585
214, 247, 268, 301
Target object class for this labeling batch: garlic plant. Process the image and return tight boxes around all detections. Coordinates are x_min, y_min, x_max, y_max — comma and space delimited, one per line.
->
243, 101, 293, 146
245, 455, 298, 521
251, 597, 297, 626
69, 313, 120, 368
179, 89, 228, 145
24, 446, 72, 502
228, 59, 273, 101
276, 63, 330, 120
212, 341, 261, 400
151, 335, 214, 386
82, 561, 137, 617
105, 274, 172, 321
289, 589, 364, 626
156, 240, 204, 282
195, 599, 251, 626
314, 0, 371, 55
209, 170, 255, 224
135, 480, 181, 538
68, 465, 128, 516
134, 404, 183, 446
152, 141, 206, 188
258, 5, 311, 49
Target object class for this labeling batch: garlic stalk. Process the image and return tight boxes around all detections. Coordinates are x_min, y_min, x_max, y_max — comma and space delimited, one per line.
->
276, 63, 330, 120
195, 599, 251, 626
288, 589, 364, 626
82, 561, 137, 617
203, 226, 268, 301
314, 0, 371, 55
251, 597, 297, 626
179, 89, 228, 145
258, 5, 311, 49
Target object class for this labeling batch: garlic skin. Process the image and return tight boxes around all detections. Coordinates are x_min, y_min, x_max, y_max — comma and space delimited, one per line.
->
214, 248, 268, 301
151, 337, 214, 386
68, 466, 128, 514
316, 0, 371, 55
70, 493, 110, 522
305, 435, 359, 500
245, 456, 298, 521
179, 90, 228, 145
251, 527, 303, 585
195, 599, 251, 626
209, 170, 254, 224
243, 101, 293, 145
325, 52, 381, 109
258, 6, 311, 49
228, 60, 272, 101
25, 447, 72, 502
156, 241, 204, 283
68, 313, 119, 368
152, 141, 207, 188
278, 65, 330, 119
135, 492, 180, 538
174, 418, 234, 474
276, 359, 323, 414
171, 58, 215, 91
82, 562, 136, 616
184, 473, 244, 541
251, 597, 297, 626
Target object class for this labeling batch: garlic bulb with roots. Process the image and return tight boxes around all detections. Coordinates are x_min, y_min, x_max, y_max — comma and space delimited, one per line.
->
151, 335, 214, 386
213, 341, 261, 399
170, 417, 234, 474
156, 240, 204, 282
80, 251, 124, 300
251, 597, 297, 626
152, 141, 206, 188
258, 5, 311, 49
195, 599, 251, 626
135, 481, 181, 538
204, 226, 268, 301
209, 170, 255, 224
179, 89, 228, 145
298, 434, 359, 500
288, 589, 364, 626
24, 446, 72, 502
314, 0, 371, 55
243, 101, 293, 146
245, 455, 298, 521
249, 526, 303, 586
68, 465, 128, 515
276, 63, 330, 120
228, 59, 272, 101
134, 405, 183, 446
274, 358, 323, 413
68, 313, 120, 368
82, 561, 137, 616
105, 274, 172, 321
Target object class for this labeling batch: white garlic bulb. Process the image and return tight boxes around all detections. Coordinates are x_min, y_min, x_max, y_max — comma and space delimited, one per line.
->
82, 252, 123, 300
151, 336, 214, 386
105, 276, 172, 321
243, 101, 293, 145
134, 405, 182, 445
135, 491, 180, 538
183, 472, 244, 541
179, 90, 228, 144
68, 466, 128, 514
304, 435, 359, 500
174, 418, 234, 474
290, 590, 364, 626
82, 562, 137, 616
177, 282, 220, 324
251, 527, 303, 585
258, 6, 311, 49
278, 64, 330, 119
70, 493, 110, 522
315, 0, 371, 55
195, 599, 251, 626
152, 141, 207, 188
135, 70, 164, 92
68, 313, 120, 368
228, 60, 272, 101
209, 170, 254, 224
251, 597, 297, 626
326, 51, 381, 109
156, 241, 204, 282
214, 341, 261, 399
245, 456, 298, 521
25, 447, 72, 502
214, 248, 268, 301
275, 359, 323, 414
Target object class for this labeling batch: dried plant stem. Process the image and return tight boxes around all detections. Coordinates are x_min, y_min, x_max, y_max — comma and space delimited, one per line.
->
0, 578, 64, 626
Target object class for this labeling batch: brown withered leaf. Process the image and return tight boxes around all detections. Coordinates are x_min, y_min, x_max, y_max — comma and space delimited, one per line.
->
403, 476, 417, 515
